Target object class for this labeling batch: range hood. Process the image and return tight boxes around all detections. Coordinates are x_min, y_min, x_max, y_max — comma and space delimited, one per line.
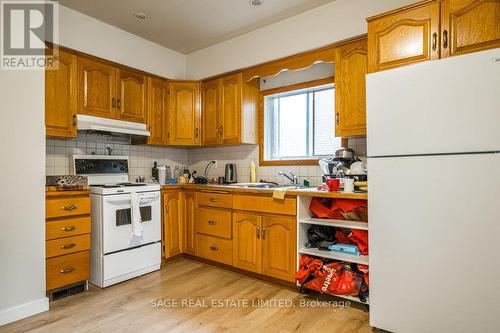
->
77, 114, 150, 137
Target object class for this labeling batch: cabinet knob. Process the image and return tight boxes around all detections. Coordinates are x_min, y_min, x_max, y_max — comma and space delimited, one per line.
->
256, 226, 260, 239
117, 99, 121, 109
261, 227, 266, 240
208, 220, 217, 225
72, 114, 77, 127
195, 128, 199, 138
335, 113, 340, 126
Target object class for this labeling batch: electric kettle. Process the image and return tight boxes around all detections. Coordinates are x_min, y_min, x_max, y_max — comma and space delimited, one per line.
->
224, 163, 237, 183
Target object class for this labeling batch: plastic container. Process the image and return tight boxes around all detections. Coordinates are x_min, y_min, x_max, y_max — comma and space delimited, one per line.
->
157, 166, 167, 185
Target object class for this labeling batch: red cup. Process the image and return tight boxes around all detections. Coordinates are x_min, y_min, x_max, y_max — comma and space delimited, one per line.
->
326, 178, 340, 192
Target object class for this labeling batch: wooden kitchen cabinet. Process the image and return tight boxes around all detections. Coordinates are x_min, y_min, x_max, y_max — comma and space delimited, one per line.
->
77, 55, 117, 119
440, 0, 500, 58
367, 1, 441, 73
232, 213, 262, 273
261, 216, 296, 282
201, 79, 220, 145
147, 77, 169, 145
116, 67, 148, 123
201, 73, 259, 146
168, 81, 201, 146
163, 191, 182, 258
45, 48, 78, 138
335, 38, 368, 137
183, 191, 196, 255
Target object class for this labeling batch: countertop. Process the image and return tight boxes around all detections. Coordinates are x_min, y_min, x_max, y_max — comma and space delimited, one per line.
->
161, 184, 367, 200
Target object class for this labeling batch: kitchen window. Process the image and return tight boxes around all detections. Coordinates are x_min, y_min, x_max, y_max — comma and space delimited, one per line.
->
261, 79, 341, 165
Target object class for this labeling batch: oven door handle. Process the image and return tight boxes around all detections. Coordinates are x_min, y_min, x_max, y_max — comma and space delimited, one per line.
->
104, 193, 159, 204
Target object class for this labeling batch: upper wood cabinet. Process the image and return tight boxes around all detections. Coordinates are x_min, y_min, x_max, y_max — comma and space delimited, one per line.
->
168, 81, 201, 146
367, 1, 441, 73
147, 77, 169, 145
368, 0, 500, 73
441, 0, 500, 57
335, 38, 368, 137
163, 191, 182, 258
183, 191, 196, 255
77, 56, 117, 119
201, 73, 259, 146
201, 79, 220, 145
45, 48, 78, 138
116, 67, 148, 123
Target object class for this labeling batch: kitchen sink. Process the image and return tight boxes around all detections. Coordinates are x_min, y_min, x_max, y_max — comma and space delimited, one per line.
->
228, 183, 306, 189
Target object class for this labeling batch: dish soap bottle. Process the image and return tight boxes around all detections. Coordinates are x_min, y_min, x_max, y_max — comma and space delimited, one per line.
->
250, 161, 256, 183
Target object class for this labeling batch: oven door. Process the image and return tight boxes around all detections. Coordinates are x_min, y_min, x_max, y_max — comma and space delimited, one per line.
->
102, 191, 161, 254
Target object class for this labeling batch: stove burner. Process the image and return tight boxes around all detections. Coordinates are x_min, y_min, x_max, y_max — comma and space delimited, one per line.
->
122, 183, 147, 187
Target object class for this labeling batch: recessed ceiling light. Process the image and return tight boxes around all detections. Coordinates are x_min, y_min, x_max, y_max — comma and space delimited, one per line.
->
133, 12, 147, 20
250, 0, 264, 7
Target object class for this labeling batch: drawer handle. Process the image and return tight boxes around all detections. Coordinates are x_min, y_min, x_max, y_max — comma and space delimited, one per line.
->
59, 267, 75, 274
209, 198, 219, 203
61, 205, 77, 211
208, 220, 217, 225
256, 226, 260, 239
61, 226, 77, 232
261, 227, 266, 240
209, 245, 219, 251
60, 243, 76, 249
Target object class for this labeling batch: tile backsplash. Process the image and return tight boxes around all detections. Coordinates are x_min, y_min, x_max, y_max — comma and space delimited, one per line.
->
46, 135, 366, 186
46, 133, 189, 181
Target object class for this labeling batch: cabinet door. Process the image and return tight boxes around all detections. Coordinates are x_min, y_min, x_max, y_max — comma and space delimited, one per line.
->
233, 213, 261, 273
183, 191, 196, 255
147, 77, 168, 145
116, 68, 148, 123
45, 49, 77, 138
220, 73, 242, 144
163, 191, 181, 258
202, 79, 220, 145
77, 56, 116, 118
441, 0, 500, 58
261, 216, 296, 282
168, 81, 201, 146
335, 38, 367, 137
367, 2, 441, 73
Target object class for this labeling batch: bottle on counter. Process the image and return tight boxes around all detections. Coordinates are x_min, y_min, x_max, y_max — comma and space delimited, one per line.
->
157, 165, 166, 185
152, 161, 158, 181
250, 161, 256, 183
173, 165, 180, 180
165, 165, 171, 181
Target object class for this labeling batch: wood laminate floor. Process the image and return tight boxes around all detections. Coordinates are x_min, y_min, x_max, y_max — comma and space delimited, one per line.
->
0, 258, 371, 333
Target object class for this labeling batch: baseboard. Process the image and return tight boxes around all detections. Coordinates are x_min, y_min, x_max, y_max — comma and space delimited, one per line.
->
0, 297, 49, 327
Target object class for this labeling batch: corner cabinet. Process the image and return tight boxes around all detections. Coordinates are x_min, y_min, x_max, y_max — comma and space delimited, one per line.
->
201, 73, 259, 146
335, 38, 368, 137
441, 0, 500, 58
367, 0, 500, 73
163, 190, 182, 258
147, 77, 169, 145
45, 48, 78, 138
168, 81, 201, 146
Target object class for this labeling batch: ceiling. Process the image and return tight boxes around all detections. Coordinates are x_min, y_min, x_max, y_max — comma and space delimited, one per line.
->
58, 0, 336, 54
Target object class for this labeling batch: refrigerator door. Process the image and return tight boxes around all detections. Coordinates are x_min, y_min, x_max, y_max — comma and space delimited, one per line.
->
368, 153, 500, 333
367, 48, 500, 157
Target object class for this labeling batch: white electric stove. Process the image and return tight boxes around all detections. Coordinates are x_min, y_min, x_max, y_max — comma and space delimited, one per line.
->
72, 155, 161, 288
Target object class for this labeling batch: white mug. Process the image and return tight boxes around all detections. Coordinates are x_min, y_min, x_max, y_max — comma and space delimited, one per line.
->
343, 178, 355, 193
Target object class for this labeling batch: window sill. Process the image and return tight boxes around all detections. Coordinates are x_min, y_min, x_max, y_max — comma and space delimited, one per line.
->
260, 159, 319, 166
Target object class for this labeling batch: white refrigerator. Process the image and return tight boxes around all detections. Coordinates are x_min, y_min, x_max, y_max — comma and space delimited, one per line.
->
367, 48, 500, 333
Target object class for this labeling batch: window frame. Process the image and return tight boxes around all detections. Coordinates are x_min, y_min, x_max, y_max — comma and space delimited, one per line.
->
258, 77, 345, 166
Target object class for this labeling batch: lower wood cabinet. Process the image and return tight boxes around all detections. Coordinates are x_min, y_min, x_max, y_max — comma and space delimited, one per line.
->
197, 234, 233, 265
183, 191, 196, 255
233, 212, 296, 282
163, 191, 182, 258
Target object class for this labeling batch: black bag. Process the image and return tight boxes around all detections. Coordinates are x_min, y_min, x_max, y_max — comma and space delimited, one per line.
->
306, 225, 336, 248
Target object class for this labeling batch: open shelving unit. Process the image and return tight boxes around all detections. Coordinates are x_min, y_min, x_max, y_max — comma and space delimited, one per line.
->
296, 195, 369, 305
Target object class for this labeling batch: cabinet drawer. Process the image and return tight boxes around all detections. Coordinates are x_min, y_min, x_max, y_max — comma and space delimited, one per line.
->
46, 216, 91, 240
46, 251, 89, 290
197, 191, 232, 209
197, 234, 233, 265
233, 195, 296, 216
196, 208, 232, 239
46, 195, 90, 219
46, 234, 90, 258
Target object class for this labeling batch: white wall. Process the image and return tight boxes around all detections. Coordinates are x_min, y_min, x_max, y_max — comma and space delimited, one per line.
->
0, 70, 48, 324
56, 5, 185, 79
186, 0, 415, 79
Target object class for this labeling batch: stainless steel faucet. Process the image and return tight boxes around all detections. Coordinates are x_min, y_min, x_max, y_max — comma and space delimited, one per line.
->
279, 171, 298, 184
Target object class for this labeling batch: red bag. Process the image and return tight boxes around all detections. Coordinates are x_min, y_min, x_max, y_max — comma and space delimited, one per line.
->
348, 229, 369, 255
295, 255, 324, 284
303, 262, 363, 296
310, 198, 368, 221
